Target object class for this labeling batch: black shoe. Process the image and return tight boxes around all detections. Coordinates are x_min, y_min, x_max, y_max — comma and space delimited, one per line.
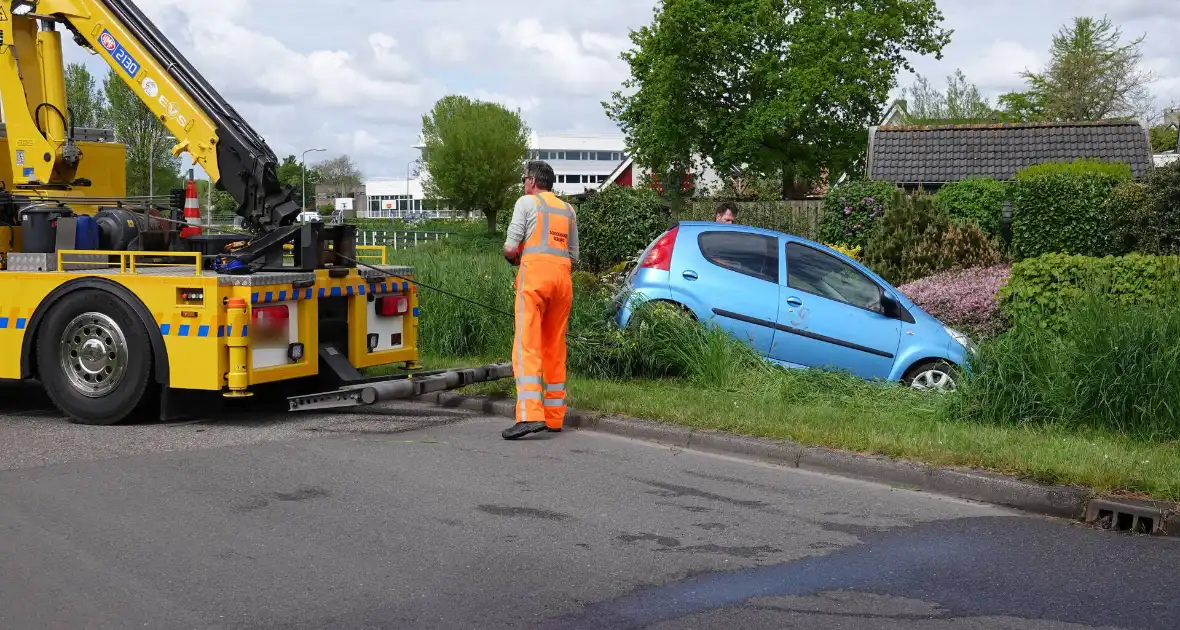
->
502, 421, 547, 440
546, 427, 563, 433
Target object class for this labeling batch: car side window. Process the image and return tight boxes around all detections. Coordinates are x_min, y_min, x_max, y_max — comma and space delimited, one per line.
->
786, 243, 883, 313
697, 231, 779, 284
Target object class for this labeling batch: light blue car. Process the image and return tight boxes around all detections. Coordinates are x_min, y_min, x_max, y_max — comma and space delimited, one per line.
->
612, 221, 973, 390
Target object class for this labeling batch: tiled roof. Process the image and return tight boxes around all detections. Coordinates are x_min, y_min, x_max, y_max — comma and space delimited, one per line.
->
867, 120, 1154, 183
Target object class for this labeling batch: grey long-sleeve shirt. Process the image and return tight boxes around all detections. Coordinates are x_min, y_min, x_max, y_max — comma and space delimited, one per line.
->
504, 193, 580, 263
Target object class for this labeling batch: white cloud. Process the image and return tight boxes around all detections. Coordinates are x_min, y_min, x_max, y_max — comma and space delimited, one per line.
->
960, 40, 1044, 94
469, 89, 539, 113
368, 33, 415, 79
425, 28, 470, 65
496, 19, 629, 97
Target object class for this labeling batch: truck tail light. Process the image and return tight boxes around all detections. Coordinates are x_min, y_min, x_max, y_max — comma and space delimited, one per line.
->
639, 226, 679, 271
252, 304, 289, 337
375, 295, 409, 317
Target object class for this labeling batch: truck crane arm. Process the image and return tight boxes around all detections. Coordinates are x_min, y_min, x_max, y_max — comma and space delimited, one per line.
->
10, 0, 299, 234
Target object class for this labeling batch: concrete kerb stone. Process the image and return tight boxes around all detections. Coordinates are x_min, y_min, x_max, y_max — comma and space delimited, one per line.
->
416, 392, 1170, 529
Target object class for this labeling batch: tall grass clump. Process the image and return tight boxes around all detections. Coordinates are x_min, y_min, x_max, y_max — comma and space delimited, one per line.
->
953, 276, 1180, 440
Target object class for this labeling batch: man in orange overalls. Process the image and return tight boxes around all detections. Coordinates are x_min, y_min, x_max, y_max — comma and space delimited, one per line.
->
501, 160, 579, 440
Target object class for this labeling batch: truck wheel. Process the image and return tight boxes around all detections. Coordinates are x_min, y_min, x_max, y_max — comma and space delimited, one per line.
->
36, 289, 155, 425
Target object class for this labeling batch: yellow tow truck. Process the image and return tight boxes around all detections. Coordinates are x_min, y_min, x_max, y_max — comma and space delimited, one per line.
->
0, 0, 509, 424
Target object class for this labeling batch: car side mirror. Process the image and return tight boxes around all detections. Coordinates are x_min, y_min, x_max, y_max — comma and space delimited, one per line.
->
880, 294, 914, 323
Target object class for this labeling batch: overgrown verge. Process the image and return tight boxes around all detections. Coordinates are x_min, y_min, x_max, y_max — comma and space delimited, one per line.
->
392, 232, 1180, 500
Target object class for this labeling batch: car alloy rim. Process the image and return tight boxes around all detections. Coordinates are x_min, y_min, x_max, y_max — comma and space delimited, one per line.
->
59, 312, 129, 398
911, 368, 955, 392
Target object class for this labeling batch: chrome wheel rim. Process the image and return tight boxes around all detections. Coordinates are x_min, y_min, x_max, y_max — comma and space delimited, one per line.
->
59, 312, 128, 397
911, 368, 956, 392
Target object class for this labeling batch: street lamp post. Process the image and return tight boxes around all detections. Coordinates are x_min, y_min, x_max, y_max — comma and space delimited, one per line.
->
302, 148, 327, 212
405, 158, 418, 219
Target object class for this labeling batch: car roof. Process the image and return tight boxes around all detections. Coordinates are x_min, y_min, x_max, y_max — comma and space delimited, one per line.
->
674, 220, 827, 248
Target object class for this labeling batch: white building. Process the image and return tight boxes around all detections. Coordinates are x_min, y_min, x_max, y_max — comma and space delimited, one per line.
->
359, 133, 627, 219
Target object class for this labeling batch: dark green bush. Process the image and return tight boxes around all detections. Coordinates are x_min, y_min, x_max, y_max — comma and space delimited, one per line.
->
1104, 182, 1158, 256
997, 253, 1180, 332
932, 177, 1007, 237
1010, 159, 1132, 260
1146, 159, 1180, 254
574, 186, 670, 272
818, 179, 898, 249
864, 194, 1003, 286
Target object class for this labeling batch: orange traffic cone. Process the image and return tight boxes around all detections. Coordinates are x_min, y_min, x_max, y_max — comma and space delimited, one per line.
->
180, 174, 202, 239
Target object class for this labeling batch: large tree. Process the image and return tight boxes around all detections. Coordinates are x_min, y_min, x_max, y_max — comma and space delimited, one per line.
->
103, 69, 181, 198
1009, 16, 1155, 122
420, 94, 530, 232
278, 154, 322, 209
902, 70, 1003, 123
64, 62, 106, 128
605, 0, 951, 199
315, 154, 363, 201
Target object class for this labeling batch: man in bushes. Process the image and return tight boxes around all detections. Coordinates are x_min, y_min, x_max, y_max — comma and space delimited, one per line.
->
501, 160, 580, 440
715, 202, 738, 224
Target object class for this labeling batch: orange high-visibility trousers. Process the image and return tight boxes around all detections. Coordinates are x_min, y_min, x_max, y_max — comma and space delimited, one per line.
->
512, 258, 573, 429
512, 191, 576, 429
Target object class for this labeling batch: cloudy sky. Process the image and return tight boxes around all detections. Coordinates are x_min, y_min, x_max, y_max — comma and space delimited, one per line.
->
66, 0, 1180, 181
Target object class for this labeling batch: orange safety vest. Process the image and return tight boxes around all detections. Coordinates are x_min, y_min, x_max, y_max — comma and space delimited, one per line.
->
521, 192, 575, 264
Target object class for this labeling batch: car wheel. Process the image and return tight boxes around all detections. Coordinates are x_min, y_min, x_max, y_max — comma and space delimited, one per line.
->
36, 289, 156, 425
904, 360, 959, 393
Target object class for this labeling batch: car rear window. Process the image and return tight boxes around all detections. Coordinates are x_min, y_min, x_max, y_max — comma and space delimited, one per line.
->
697, 231, 779, 284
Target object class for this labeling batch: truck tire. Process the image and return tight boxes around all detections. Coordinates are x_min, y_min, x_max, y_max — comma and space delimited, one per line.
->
36, 289, 155, 425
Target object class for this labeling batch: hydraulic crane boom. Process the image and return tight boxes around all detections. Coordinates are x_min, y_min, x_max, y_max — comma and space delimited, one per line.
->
1, 0, 298, 233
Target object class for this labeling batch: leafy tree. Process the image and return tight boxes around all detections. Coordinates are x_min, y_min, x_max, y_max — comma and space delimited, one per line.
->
278, 155, 322, 209
315, 155, 363, 200
420, 94, 530, 232
102, 69, 181, 197
902, 70, 1005, 123
605, 0, 951, 200
64, 62, 106, 128
1020, 16, 1155, 121
997, 91, 1049, 122
1150, 124, 1178, 153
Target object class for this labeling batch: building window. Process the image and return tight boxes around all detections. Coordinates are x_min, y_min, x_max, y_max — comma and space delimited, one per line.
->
566, 151, 580, 160
539, 150, 550, 160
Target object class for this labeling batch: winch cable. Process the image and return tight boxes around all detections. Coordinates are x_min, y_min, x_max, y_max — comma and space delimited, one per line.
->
332, 251, 515, 319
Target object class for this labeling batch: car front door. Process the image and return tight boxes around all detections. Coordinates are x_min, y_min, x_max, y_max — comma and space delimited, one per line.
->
770, 242, 901, 380
677, 229, 781, 356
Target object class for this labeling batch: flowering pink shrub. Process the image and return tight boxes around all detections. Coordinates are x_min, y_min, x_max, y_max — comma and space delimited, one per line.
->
898, 265, 1012, 339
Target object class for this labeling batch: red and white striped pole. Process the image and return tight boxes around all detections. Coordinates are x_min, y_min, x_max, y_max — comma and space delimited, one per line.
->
180, 169, 202, 239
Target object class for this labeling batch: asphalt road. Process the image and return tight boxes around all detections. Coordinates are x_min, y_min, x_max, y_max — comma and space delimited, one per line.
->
2, 382, 1178, 629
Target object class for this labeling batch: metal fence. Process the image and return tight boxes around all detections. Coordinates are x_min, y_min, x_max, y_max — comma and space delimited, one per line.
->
357, 230, 457, 250
678, 199, 825, 240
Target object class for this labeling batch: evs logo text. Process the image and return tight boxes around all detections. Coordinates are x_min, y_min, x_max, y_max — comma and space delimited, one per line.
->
98, 30, 140, 78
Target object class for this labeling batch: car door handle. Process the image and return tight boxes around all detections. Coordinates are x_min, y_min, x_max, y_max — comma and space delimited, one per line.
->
682, 270, 698, 280
786, 296, 803, 307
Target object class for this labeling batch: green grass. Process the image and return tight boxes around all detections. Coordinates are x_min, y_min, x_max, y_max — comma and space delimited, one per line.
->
381, 233, 1180, 501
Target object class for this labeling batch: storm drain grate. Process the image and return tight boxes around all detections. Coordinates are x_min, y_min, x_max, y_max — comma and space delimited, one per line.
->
1085, 499, 1164, 535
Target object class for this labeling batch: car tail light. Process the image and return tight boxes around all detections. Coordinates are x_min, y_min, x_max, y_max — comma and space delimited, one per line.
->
639, 226, 679, 271
376, 295, 409, 317
252, 305, 289, 337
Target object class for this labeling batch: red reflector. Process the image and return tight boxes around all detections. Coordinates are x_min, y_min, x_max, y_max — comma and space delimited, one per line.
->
251, 305, 289, 336
640, 226, 679, 271
376, 295, 408, 317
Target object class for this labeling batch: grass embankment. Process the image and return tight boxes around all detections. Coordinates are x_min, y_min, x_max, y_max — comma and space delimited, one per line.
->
382, 228, 1180, 500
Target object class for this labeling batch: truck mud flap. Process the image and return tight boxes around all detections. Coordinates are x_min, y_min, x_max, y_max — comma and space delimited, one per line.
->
287, 363, 513, 412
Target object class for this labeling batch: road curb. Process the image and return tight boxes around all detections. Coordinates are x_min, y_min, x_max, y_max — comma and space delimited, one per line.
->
419, 391, 1178, 534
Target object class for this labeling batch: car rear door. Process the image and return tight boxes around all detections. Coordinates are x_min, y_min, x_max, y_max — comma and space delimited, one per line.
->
770, 241, 901, 380
674, 228, 781, 356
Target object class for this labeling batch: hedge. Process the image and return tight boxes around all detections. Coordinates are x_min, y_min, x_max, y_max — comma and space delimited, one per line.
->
997, 253, 1180, 332
931, 177, 1007, 237
1010, 159, 1132, 260
573, 185, 670, 272
818, 180, 899, 249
